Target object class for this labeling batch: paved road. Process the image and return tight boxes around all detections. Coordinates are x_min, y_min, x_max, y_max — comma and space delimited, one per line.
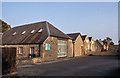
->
13, 56, 120, 76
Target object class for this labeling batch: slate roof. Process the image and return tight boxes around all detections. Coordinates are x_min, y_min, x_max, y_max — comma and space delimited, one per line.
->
67, 33, 81, 41
95, 40, 103, 47
102, 40, 108, 46
81, 35, 87, 42
2, 21, 71, 45
88, 37, 92, 42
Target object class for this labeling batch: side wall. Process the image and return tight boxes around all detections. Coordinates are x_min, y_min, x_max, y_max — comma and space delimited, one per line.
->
95, 42, 102, 52
3, 36, 73, 63
90, 38, 95, 52
84, 36, 90, 55
40, 36, 58, 61
74, 35, 83, 57
3, 44, 39, 59
40, 36, 73, 62
67, 39, 73, 57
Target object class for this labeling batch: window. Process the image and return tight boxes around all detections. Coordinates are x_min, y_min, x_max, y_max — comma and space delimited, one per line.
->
45, 43, 50, 50
30, 47, 34, 54
19, 47, 23, 54
12, 32, 16, 36
31, 30, 35, 34
58, 40, 67, 57
22, 31, 26, 34
38, 28, 43, 32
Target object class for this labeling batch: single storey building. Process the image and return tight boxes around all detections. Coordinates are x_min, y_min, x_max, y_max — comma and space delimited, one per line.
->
95, 39, 104, 52
88, 37, 95, 52
102, 40, 110, 51
67, 33, 84, 57
2, 21, 73, 62
81, 35, 90, 55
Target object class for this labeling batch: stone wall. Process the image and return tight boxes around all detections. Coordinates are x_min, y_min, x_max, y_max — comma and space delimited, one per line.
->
0, 33, 2, 45
109, 45, 120, 52
84, 36, 90, 55
41, 36, 74, 61
89, 38, 95, 52
74, 35, 84, 57
3, 36, 74, 65
95, 41, 103, 52
3, 44, 40, 59
67, 39, 73, 57
88, 51, 120, 56
41, 36, 58, 62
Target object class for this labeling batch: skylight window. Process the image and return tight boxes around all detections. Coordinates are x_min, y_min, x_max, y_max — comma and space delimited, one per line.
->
12, 32, 16, 36
38, 28, 43, 33
31, 30, 35, 34
22, 31, 26, 35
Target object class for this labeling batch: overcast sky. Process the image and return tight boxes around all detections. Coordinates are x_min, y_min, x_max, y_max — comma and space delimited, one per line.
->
1, 2, 118, 44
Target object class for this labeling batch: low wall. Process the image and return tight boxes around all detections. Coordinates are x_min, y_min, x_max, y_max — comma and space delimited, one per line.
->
88, 51, 120, 56
16, 57, 44, 66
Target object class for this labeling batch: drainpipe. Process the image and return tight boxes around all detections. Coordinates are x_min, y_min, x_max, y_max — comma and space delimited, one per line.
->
73, 41, 75, 57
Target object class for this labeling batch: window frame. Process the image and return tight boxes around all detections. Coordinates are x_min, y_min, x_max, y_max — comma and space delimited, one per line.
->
30, 47, 35, 54
57, 39, 67, 57
19, 47, 23, 54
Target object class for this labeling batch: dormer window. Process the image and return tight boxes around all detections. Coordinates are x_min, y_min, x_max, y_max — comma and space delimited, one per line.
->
22, 31, 26, 35
31, 30, 35, 34
12, 32, 16, 36
38, 28, 43, 33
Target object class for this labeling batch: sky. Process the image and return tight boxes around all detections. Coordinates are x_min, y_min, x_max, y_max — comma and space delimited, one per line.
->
1, 2, 118, 44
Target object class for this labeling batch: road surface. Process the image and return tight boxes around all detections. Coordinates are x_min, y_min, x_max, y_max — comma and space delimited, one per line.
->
5, 56, 120, 76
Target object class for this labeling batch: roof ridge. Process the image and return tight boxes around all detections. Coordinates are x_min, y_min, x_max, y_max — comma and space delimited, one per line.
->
47, 22, 72, 39
45, 21, 50, 36
12, 21, 47, 29
67, 32, 80, 35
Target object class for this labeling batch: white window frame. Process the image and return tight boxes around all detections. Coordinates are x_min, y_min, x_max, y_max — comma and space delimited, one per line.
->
30, 47, 35, 54
58, 40, 67, 57
19, 47, 23, 54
